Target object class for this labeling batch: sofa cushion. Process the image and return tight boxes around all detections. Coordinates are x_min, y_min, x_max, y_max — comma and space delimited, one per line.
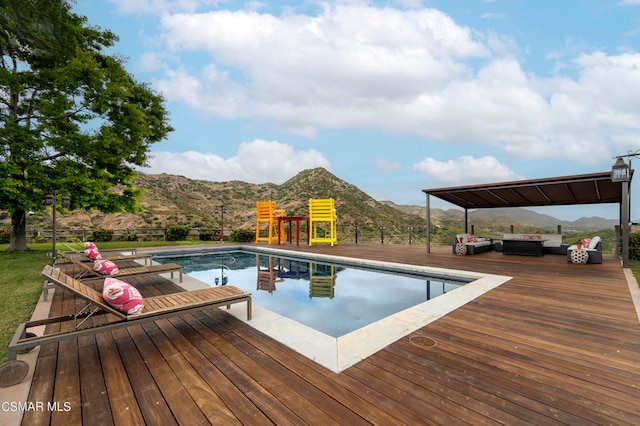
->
84, 247, 102, 260
542, 234, 563, 247
456, 234, 469, 244
102, 278, 145, 315
467, 240, 491, 247
589, 236, 601, 249
93, 259, 119, 275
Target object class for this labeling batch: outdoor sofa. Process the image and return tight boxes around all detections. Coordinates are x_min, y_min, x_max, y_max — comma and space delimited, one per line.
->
566, 236, 603, 264
453, 234, 493, 255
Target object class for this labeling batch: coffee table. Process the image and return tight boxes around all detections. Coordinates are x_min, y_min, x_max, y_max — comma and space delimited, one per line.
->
502, 238, 547, 256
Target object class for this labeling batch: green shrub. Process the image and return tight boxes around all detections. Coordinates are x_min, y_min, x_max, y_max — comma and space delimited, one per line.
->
230, 228, 254, 242
90, 228, 113, 242
629, 231, 640, 260
166, 225, 190, 241
199, 232, 213, 241
124, 233, 138, 241
0, 228, 10, 244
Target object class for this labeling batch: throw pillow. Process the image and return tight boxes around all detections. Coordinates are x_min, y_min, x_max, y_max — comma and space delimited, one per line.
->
93, 259, 119, 275
102, 278, 145, 314
84, 248, 102, 260
582, 238, 591, 248
467, 235, 477, 243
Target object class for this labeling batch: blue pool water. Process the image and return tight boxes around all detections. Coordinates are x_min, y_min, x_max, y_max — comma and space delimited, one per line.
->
155, 250, 470, 338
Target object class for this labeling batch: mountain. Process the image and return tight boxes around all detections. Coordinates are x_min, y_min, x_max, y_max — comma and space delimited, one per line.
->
384, 202, 617, 235
4, 167, 617, 243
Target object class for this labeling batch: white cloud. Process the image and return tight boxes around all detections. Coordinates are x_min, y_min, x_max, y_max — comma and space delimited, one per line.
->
375, 159, 402, 172
140, 139, 331, 184
413, 156, 521, 185
153, 66, 247, 118
481, 13, 505, 20
134, 3, 640, 164
153, 4, 490, 130
107, 0, 223, 14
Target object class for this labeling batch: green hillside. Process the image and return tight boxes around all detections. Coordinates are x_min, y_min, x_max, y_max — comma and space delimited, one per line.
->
1, 167, 619, 246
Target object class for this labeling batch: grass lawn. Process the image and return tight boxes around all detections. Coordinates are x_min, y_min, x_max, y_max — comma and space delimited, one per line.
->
0, 246, 51, 364
0, 240, 220, 364
1, 242, 639, 365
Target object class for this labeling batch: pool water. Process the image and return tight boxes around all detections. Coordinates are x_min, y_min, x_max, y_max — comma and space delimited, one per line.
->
155, 251, 469, 337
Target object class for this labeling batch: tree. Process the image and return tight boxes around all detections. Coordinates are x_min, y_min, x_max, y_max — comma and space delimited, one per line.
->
0, 0, 173, 251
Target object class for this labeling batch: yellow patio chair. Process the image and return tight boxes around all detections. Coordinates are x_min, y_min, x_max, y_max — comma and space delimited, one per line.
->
255, 201, 280, 244
308, 198, 337, 246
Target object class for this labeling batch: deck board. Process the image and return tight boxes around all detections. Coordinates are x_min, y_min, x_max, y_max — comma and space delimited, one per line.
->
23, 244, 640, 425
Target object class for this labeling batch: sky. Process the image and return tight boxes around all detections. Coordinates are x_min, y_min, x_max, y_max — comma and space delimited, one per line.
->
72, 0, 640, 221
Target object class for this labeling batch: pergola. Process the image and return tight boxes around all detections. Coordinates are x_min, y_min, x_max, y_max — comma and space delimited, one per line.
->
422, 171, 633, 264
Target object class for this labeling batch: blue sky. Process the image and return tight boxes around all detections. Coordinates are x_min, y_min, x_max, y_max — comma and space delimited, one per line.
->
73, 0, 640, 221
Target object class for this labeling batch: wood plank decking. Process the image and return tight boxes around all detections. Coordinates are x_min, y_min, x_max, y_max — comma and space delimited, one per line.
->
20, 245, 640, 425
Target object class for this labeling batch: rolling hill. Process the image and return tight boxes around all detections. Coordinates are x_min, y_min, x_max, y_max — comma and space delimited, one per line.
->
3, 167, 618, 244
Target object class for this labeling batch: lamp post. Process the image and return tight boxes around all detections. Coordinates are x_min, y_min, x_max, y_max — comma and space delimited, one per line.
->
612, 157, 632, 267
215, 205, 227, 242
42, 191, 70, 259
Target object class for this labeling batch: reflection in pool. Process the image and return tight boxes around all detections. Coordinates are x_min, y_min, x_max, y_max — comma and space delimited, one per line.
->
156, 251, 470, 338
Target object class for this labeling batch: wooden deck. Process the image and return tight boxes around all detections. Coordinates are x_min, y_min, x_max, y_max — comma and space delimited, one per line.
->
22, 245, 640, 425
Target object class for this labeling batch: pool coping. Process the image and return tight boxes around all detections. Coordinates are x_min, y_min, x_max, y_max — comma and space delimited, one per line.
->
153, 245, 512, 373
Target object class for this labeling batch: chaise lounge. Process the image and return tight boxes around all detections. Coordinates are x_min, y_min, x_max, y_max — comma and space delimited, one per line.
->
61, 242, 153, 265
8, 265, 252, 360
57, 251, 183, 282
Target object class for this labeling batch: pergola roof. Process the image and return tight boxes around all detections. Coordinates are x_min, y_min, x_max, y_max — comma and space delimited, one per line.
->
422, 171, 632, 210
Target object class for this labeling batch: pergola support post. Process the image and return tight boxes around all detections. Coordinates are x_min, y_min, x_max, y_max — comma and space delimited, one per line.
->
426, 193, 431, 253
464, 209, 468, 234
621, 180, 630, 268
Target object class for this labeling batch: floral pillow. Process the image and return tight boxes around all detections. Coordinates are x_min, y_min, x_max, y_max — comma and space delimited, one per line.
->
582, 238, 591, 248
93, 259, 119, 275
102, 278, 144, 315
84, 241, 97, 250
467, 235, 477, 243
84, 248, 102, 260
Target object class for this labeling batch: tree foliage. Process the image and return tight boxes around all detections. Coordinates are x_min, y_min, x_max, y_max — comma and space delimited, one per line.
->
0, 0, 173, 250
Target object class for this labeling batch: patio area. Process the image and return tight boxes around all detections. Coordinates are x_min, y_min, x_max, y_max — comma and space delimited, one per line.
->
10, 244, 640, 424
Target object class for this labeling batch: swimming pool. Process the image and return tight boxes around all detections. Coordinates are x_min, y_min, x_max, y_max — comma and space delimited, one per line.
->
153, 246, 510, 372
155, 250, 470, 337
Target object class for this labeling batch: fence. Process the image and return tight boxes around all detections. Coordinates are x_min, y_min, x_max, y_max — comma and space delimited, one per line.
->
24, 223, 612, 249
25, 224, 441, 246
27, 227, 225, 243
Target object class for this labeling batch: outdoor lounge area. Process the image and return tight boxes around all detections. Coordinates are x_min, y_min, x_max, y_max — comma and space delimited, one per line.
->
4, 243, 640, 425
